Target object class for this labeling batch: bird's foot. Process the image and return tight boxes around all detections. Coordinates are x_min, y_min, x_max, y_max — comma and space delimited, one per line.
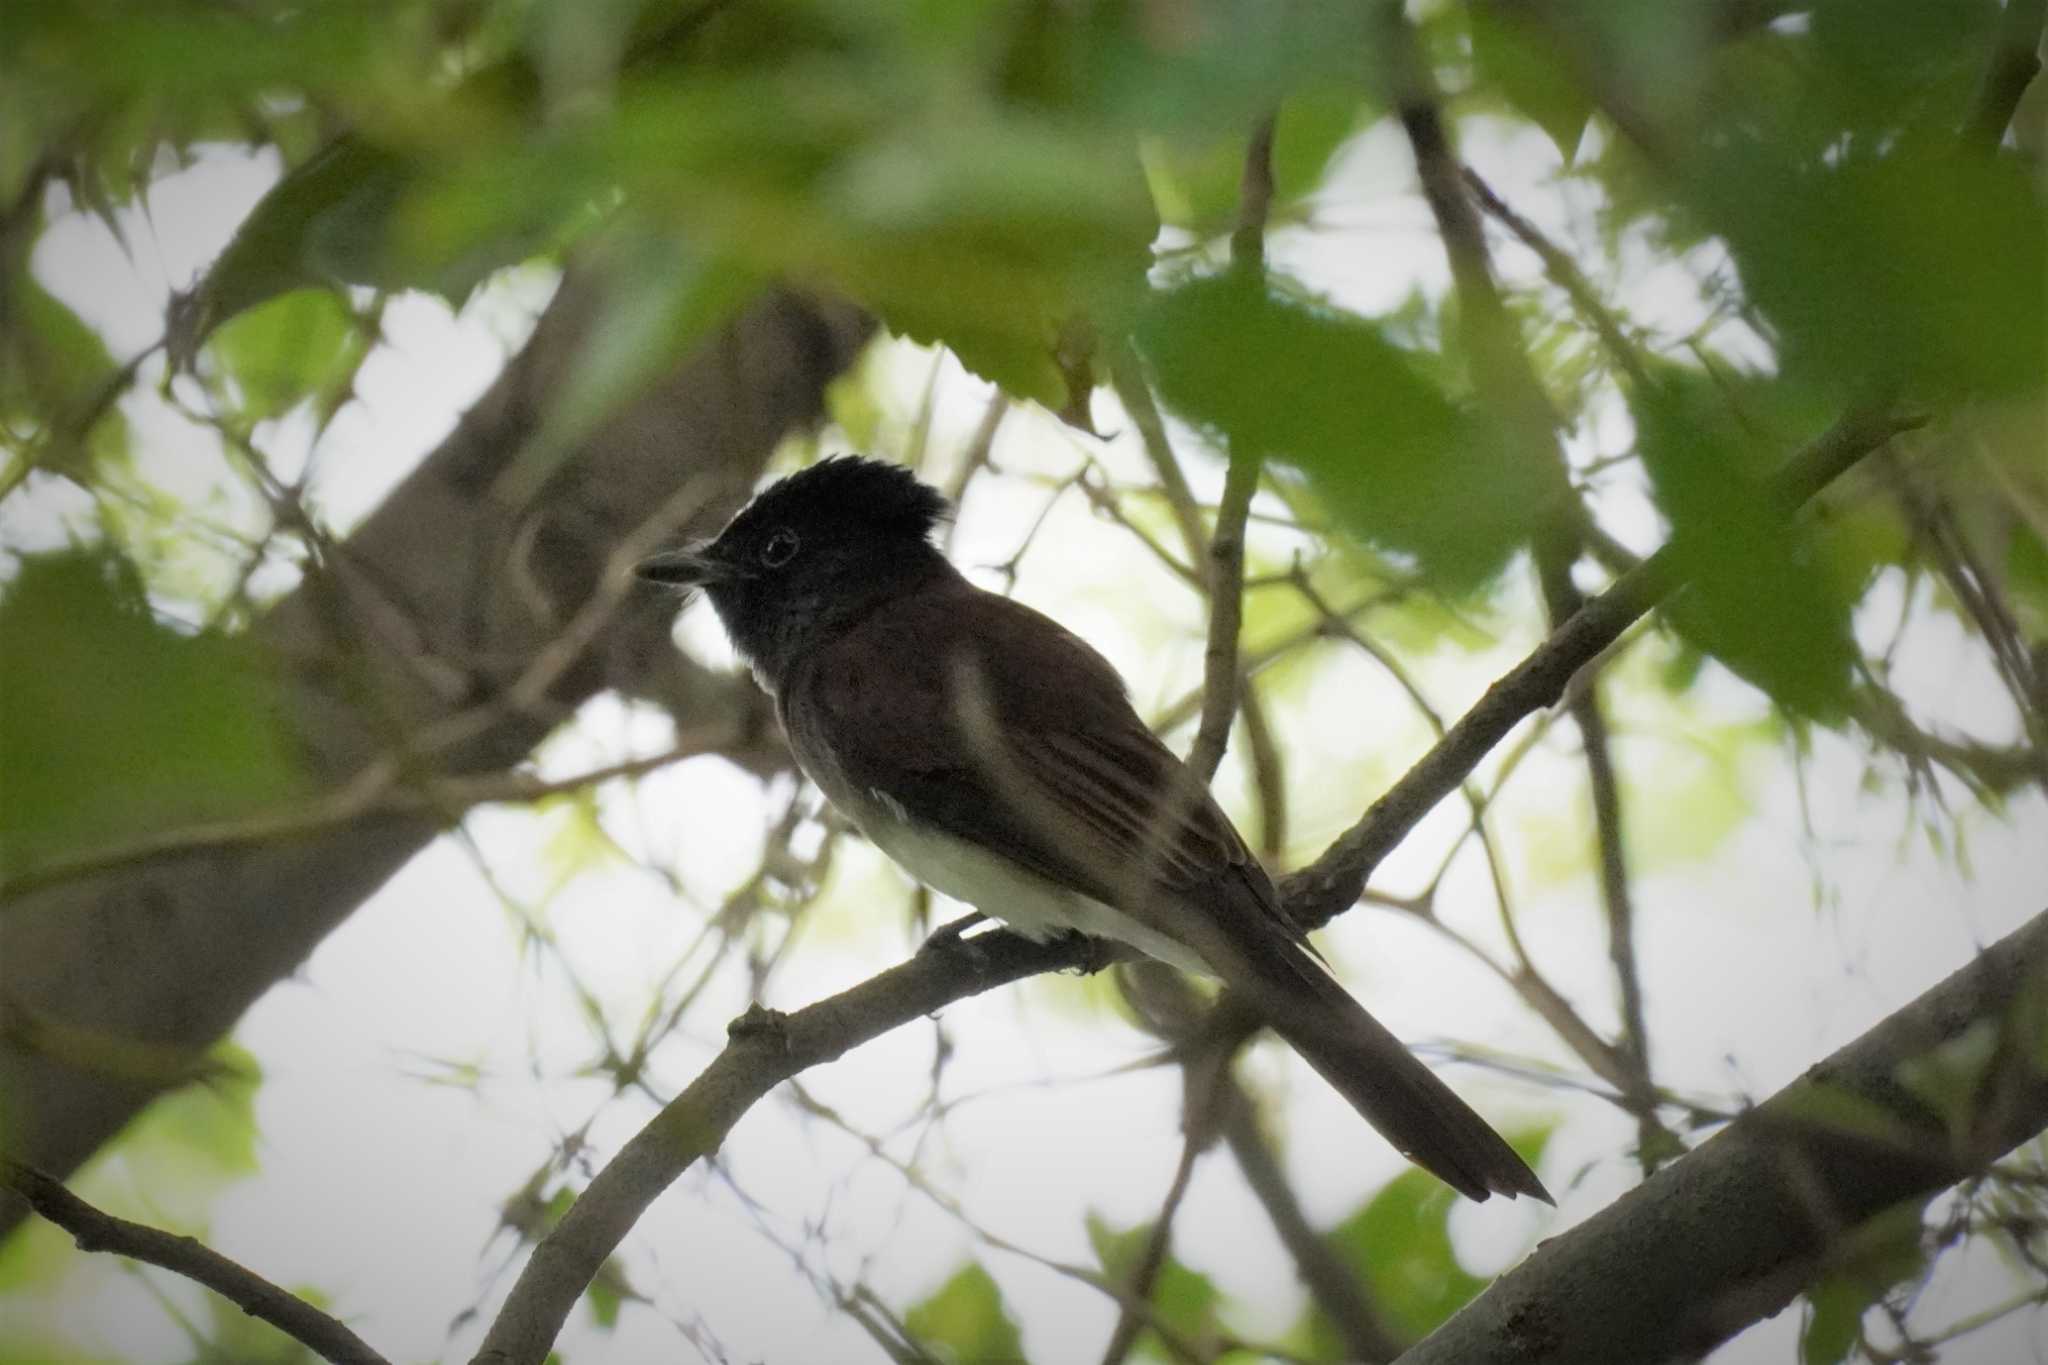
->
1061, 930, 1117, 976
918, 911, 988, 955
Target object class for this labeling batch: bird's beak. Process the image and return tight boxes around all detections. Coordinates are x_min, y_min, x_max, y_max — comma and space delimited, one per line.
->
635, 546, 731, 587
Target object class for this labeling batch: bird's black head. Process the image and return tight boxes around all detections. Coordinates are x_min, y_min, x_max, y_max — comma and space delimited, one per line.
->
638, 456, 955, 687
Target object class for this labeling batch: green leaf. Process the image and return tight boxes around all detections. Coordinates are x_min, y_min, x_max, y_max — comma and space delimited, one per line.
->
206, 289, 365, 421
0, 1342, 119, 1365
585, 1256, 647, 1333
1799, 1203, 1928, 1365
1322, 1173, 1484, 1344
1146, 86, 1368, 235
1307, 1126, 1552, 1351
1087, 1211, 1223, 1355
2, 274, 116, 420
0, 548, 306, 878
1693, 142, 2046, 400
114, 1042, 263, 1192
1470, 8, 1592, 163
828, 117, 1155, 409
1630, 369, 1861, 720
184, 137, 410, 354
1137, 272, 1540, 588
904, 1262, 1027, 1365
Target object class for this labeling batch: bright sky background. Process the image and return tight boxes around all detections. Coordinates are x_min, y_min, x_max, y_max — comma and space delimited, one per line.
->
5, 115, 2046, 1365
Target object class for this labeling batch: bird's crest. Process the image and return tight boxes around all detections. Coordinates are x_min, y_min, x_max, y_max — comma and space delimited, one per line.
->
724, 455, 951, 546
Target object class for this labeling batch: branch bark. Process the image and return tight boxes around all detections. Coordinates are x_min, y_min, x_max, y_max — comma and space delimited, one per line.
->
1401, 906, 2048, 1365
0, 1156, 390, 1365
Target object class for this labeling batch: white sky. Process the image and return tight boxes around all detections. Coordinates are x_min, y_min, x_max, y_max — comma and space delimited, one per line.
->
4, 116, 2046, 1365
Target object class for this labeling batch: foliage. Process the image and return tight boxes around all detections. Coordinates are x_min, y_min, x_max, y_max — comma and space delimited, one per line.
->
0, 548, 304, 877
905, 1262, 1027, 1365
1087, 1211, 1226, 1360
2, 1, 2045, 1363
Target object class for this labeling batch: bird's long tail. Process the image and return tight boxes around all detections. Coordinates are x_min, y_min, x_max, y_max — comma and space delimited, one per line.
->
1195, 906, 1552, 1204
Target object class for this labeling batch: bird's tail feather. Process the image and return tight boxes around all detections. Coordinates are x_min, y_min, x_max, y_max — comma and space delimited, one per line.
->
1195, 907, 1551, 1204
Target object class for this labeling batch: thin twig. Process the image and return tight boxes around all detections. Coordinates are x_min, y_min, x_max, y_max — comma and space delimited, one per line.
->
1096, 1118, 1208, 1365
1462, 167, 1652, 389
1569, 684, 1663, 1168
1186, 114, 1278, 784
0, 728, 741, 903
1222, 1081, 1406, 1362
1238, 678, 1289, 862
1187, 454, 1259, 784
1, 1157, 391, 1365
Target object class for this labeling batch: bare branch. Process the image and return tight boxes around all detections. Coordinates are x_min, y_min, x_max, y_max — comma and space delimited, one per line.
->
1187, 113, 1277, 785
1223, 1081, 1406, 1362
1186, 454, 1259, 784
1095, 1117, 1207, 1365
1, 1157, 391, 1365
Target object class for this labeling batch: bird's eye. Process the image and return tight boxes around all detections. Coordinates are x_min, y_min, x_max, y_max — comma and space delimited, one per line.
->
759, 528, 800, 568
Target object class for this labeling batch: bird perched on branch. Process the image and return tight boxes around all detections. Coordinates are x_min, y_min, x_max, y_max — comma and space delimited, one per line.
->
640, 455, 1549, 1203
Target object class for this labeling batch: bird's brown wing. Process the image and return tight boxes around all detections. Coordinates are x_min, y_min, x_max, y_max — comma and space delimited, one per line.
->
784, 580, 1550, 1204
784, 582, 1291, 946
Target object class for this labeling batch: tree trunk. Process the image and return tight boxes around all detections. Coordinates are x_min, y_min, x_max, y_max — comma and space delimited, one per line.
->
0, 275, 870, 1236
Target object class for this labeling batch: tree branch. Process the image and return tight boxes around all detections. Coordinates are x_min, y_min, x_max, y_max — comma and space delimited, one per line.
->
1223, 1080, 1406, 1362
1187, 112, 1277, 785
1401, 906, 2048, 1364
1187, 453, 1259, 784
467, 396, 1921, 1365
0, 1157, 390, 1365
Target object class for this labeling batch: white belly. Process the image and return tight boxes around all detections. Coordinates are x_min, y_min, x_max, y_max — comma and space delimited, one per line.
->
860, 807, 1214, 976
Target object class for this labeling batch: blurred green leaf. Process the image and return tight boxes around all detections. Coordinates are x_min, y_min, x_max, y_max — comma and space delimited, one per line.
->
1146, 85, 1368, 235
181, 138, 409, 358
826, 116, 1154, 409
1305, 1125, 1551, 1351
1631, 369, 1862, 720
2009, 522, 2048, 640
105, 1047, 264, 1227
1807, 0, 2000, 131
1322, 1169, 1483, 1343
1, 274, 117, 421
0, 1342, 119, 1365
206, 289, 366, 422
1138, 272, 1541, 587
0, 548, 306, 877
1799, 1203, 1928, 1365
1469, 8, 1592, 162
1693, 143, 2045, 400
1087, 1211, 1222, 1356
585, 1256, 647, 1333
905, 1262, 1027, 1364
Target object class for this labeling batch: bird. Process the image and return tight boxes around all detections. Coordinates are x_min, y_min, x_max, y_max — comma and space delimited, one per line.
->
639, 455, 1550, 1203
